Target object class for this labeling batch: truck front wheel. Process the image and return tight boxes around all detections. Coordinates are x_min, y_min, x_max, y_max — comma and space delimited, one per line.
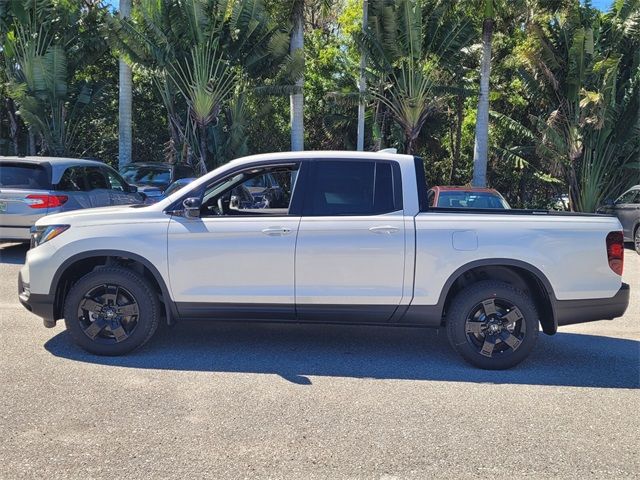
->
446, 281, 539, 369
63, 266, 160, 355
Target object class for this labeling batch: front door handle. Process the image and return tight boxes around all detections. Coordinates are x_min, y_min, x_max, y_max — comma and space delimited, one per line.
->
369, 225, 400, 234
262, 226, 292, 236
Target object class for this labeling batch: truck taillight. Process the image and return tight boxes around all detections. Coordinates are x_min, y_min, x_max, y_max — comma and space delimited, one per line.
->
26, 194, 68, 209
606, 231, 624, 276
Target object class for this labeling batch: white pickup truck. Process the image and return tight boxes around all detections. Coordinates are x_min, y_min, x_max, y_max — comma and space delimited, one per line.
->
19, 151, 630, 369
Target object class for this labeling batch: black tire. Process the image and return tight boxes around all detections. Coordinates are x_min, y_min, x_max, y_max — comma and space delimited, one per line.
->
63, 266, 160, 355
446, 280, 539, 370
634, 226, 640, 255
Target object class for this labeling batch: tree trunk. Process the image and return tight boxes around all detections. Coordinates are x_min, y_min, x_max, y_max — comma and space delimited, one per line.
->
356, 0, 368, 151
471, 2, 494, 188
198, 122, 208, 175
453, 93, 463, 184
289, 0, 304, 151
5, 98, 19, 155
118, 0, 133, 169
28, 127, 36, 155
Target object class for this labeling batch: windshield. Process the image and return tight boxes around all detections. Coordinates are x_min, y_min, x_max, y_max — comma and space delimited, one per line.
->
437, 191, 510, 209
120, 165, 171, 187
164, 178, 195, 197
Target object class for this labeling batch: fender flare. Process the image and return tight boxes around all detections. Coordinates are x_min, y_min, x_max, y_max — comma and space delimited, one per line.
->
50, 249, 177, 322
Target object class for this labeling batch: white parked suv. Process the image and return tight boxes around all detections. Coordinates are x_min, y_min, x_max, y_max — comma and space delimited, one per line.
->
19, 151, 630, 369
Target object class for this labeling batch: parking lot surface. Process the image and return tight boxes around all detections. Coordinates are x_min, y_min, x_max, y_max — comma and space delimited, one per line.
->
1, 243, 638, 479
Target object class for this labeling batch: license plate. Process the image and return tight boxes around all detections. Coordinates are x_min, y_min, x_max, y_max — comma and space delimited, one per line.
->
0, 201, 6, 213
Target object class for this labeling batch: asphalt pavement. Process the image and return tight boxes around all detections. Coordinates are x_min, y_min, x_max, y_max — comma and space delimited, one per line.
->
0, 242, 638, 479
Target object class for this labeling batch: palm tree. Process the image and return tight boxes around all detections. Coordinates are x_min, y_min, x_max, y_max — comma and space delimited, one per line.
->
289, 0, 305, 151
356, 0, 368, 151
118, 0, 132, 169
111, 0, 292, 170
356, 0, 474, 155
2, 0, 107, 156
499, 1, 640, 211
471, 0, 494, 187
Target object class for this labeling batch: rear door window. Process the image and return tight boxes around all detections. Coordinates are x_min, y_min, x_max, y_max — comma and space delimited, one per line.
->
305, 160, 402, 216
57, 167, 86, 191
0, 163, 51, 189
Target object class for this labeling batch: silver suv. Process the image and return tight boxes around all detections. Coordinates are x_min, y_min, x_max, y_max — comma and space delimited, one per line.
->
0, 157, 144, 242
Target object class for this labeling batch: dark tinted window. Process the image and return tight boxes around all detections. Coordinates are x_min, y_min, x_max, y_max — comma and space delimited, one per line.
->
308, 161, 401, 216
174, 164, 194, 180
0, 163, 50, 189
57, 167, 86, 191
84, 167, 110, 190
120, 165, 171, 186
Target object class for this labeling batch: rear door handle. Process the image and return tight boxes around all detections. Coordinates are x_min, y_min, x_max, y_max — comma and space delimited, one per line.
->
261, 226, 292, 236
369, 225, 400, 234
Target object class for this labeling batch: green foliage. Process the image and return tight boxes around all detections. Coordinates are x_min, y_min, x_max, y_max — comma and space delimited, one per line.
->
0, 0, 637, 213
1, 0, 108, 156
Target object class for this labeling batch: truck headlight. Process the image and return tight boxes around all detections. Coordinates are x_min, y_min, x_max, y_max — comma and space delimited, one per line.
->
30, 225, 70, 248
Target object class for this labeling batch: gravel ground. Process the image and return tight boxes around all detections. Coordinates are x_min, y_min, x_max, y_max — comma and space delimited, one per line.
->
0, 242, 638, 479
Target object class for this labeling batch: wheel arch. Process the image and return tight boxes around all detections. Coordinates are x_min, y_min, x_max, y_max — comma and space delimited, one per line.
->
436, 259, 558, 335
50, 250, 176, 325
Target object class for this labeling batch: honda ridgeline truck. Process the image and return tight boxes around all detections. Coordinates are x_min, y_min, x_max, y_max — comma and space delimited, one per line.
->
19, 151, 630, 369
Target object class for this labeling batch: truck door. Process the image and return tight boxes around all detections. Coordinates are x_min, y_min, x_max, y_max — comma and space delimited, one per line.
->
295, 159, 406, 322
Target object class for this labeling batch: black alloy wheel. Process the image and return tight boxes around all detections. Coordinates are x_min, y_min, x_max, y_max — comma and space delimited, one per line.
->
63, 266, 160, 355
464, 298, 526, 359
446, 280, 539, 369
77, 283, 140, 344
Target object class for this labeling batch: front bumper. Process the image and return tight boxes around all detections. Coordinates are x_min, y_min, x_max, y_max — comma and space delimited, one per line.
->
18, 271, 56, 327
554, 283, 630, 327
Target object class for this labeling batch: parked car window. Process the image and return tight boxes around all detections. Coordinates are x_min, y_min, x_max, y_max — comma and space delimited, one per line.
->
103, 168, 127, 192
57, 167, 86, 191
174, 164, 195, 180
83, 167, 111, 190
201, 164, 300, 217
120, 165, 171, 187
616, 189, 640, 204
0, 163, 50, 189
437, 191, 509, 209
307, 160, 400, 216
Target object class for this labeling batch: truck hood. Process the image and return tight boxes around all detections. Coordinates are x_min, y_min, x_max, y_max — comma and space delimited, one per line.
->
35, 204, 167, 228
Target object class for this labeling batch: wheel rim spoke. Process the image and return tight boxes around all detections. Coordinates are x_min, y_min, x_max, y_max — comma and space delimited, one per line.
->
118, 303, 138, 317
502, 308, 523, 326
110, 321, 128, 342
480, 336, 496, 357
103, 284, 119, 306
500, 331, 522, 350
78, 283, 139, 344
481, 298, 497, 317
84, 317, 107, 340
465, 321, 484, 335
80, 298, 103, 313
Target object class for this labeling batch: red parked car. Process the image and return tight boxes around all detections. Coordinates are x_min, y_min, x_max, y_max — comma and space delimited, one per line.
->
427, 186, 511, 209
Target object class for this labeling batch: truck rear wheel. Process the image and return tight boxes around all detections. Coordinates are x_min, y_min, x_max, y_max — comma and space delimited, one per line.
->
63, 266, 160, 355
446, 281, 539, 369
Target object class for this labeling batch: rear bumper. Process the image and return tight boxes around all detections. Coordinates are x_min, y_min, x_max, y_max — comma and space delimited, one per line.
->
0, 225, 31, 241
18, 272, 56, 327
554, 283, 630, 327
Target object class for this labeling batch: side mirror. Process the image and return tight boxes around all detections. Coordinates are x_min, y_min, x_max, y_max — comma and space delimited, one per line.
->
126, 184, 138, 193
183, 197, 202, 219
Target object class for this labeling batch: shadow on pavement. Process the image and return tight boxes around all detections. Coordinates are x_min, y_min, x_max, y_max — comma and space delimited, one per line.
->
45, 320, 640, 389
0, 243, 28, 265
